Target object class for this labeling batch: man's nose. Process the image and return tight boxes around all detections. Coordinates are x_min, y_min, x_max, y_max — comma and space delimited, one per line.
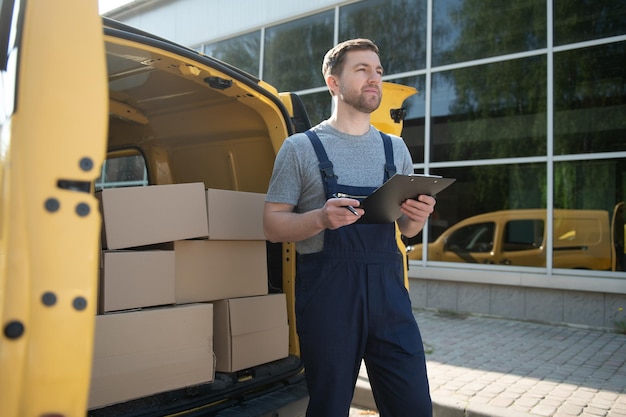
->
368, 71, 381, 82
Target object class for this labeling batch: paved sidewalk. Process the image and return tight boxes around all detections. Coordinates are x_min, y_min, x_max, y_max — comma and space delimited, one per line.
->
352, 309, 626, 417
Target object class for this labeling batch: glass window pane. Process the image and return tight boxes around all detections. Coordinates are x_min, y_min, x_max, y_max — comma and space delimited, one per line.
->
553, 159, 625, 271
407, 163, 548, 267
299, 91, 332, 127
204, 31, 261, 77
415, 162, 546, 239
263, 11, 334, 91
96, 154, 148, 190
554, 42, 626, 155
432, 0, 546, 67
431, 56, 547, 162
554, 0, 626, 46
554, 159, 624, 212
339, 0, 427, 73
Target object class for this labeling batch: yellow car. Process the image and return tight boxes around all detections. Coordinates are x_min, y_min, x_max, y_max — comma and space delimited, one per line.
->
408, 206, 624, 270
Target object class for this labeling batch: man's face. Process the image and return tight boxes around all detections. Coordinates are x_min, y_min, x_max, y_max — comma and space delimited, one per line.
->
333, 49, 383, 113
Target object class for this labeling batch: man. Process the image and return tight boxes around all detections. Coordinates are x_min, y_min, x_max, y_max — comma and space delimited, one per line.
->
264, 38, 434, 417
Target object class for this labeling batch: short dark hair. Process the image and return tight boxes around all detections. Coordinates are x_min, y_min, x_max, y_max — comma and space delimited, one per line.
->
322, 38, 380, 78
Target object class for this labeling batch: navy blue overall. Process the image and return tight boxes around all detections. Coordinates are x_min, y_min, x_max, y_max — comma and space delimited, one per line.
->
296, 130, 432, 417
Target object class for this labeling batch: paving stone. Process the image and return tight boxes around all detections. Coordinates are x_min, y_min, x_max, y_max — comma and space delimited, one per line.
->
351, 310, 626, 417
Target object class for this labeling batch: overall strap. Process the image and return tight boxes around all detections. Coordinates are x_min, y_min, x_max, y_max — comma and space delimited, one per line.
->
305, 129, 398, 194
380, 131, 397, 181
304, 130, 337, 196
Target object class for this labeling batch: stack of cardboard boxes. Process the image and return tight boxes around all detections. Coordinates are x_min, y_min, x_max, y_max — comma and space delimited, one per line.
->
91, 183, 288, 409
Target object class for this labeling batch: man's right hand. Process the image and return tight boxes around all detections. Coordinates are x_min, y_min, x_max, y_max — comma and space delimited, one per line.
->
322, 196, 363, 230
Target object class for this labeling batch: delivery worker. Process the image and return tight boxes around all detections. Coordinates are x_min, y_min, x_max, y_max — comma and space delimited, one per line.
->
263, 38, 434, 417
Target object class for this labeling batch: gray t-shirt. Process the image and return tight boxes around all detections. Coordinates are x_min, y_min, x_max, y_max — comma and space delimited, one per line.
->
266, 121, 414, 254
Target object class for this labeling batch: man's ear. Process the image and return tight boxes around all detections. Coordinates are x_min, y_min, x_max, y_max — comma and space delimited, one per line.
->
327, 74, 340, 87
326, 74, 339, 95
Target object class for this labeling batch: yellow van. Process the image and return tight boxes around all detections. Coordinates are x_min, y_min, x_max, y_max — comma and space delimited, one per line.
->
0, 1, 415, 416
408, 206, 624, 271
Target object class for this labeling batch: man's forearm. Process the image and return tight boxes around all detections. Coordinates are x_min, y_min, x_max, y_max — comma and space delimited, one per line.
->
264, 208, 325, 243
398, 215, 426, 239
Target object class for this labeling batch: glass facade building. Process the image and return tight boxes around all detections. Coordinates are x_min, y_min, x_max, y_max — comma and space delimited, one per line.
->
203, 0, 626, 280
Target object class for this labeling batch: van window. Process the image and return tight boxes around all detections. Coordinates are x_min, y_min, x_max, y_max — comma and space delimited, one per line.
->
445, 222, 495, 253
95, 154, 147, 190
503, 219, 544, 251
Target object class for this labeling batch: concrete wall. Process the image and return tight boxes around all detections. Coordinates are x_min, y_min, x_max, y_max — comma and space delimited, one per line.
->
409, 278, 626, 332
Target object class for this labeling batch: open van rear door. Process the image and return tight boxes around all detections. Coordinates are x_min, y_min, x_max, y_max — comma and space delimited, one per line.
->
371, 82, 417, 286
371, 82, 417, 137
0, 1, 107, 416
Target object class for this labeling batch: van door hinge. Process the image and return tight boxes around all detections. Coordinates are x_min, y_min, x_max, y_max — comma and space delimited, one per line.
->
204, 76, 232, 90
390, 107, 407, 123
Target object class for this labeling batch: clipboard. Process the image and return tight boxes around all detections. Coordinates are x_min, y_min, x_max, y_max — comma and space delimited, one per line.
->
358, 174, 456, 224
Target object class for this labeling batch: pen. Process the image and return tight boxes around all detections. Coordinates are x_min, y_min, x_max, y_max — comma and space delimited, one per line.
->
332, 193, 359, 216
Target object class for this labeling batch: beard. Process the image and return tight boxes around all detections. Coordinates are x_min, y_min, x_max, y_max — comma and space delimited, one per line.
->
338, 84, 381, 113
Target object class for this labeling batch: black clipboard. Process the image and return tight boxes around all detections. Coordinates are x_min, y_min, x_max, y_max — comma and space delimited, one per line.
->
358, 174, 456, 224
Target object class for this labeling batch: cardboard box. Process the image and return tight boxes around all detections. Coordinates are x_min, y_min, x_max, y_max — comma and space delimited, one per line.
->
175, 240, 268, 304
213, 294, 288, 373
205, 188, 266, 240
99, 183, 209, 249
89, 304, 214, 409
100, 250, 175, 313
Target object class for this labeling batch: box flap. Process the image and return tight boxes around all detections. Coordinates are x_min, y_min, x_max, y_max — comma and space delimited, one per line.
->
101, 183, 209, 249
231, 325, 289, 371
102, 250, 175, 312
174, 240, 268, 304
206, 188, 266, 240
89, 304, 214, 409
228, 294, 287, 336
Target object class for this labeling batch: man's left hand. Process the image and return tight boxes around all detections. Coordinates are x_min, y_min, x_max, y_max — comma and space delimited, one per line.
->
400, 195, 436, 224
